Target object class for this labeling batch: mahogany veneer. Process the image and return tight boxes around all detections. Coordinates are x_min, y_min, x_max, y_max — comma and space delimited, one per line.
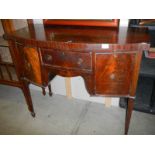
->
43, 19, 119, 28
3, 23, 151, 134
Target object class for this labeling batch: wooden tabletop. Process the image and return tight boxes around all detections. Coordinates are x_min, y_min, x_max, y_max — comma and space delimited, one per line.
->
4, 24, 151, 45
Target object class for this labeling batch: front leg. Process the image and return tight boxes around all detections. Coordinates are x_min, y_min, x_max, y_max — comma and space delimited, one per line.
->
125, 98, 134, 134
21, 80, 35, 117
48, 84, 53, 96
42, 87, 46, 96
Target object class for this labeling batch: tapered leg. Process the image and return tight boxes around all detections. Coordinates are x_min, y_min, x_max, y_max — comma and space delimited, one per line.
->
48, 84, 52, 96
150, 80, 155, 108
125, 98, 134, 135
21, 80, 35, 117
42, 87, 46, 96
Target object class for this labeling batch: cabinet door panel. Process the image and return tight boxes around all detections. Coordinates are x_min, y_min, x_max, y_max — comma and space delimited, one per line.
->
18, 46, 42, 85
95, 53, 135, 96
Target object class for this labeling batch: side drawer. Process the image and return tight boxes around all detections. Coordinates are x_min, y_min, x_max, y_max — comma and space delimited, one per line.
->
41, 49, 92, 71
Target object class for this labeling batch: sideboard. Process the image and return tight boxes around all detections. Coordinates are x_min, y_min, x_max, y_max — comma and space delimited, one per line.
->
3, 23, 150, 134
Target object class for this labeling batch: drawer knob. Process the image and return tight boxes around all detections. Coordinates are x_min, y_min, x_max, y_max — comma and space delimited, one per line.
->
27, 62, 31, 68
45, 54, 52, 61
77, 58, 83, 65
60, 52, 65, 59
110, 73, 115, 80
25, 61, 31, 70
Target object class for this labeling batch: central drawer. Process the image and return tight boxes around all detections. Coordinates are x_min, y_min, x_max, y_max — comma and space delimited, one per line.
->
41, 49, 92, 71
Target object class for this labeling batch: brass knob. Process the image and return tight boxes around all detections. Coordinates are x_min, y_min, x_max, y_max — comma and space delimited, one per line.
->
77, 58, 83, 65
45, 54, 52, 61
62, 52, 65, 56
27, 62, 31, 68
60, 52, 65, 59
25, 62, 31, 71
110, 73, 115, 80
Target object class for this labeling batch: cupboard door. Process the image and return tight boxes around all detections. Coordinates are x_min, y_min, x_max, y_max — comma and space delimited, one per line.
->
18, 46, 42, 85
95, 53, 135, 96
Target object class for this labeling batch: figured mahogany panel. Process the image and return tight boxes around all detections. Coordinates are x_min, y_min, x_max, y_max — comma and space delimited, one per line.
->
18, 46, 42, 85
95, 52, 135, 96
41, 49, 92, 71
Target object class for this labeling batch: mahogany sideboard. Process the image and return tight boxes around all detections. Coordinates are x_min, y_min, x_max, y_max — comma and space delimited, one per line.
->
3, 24, 150, 134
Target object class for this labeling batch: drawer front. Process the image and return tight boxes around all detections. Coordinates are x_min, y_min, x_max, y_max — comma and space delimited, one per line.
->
41, 49, 92, 71
95, 53, 135, 96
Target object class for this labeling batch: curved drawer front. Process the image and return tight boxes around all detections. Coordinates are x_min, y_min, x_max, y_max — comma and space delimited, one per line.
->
95, 53, 136, 96
41, 49, 92, 71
